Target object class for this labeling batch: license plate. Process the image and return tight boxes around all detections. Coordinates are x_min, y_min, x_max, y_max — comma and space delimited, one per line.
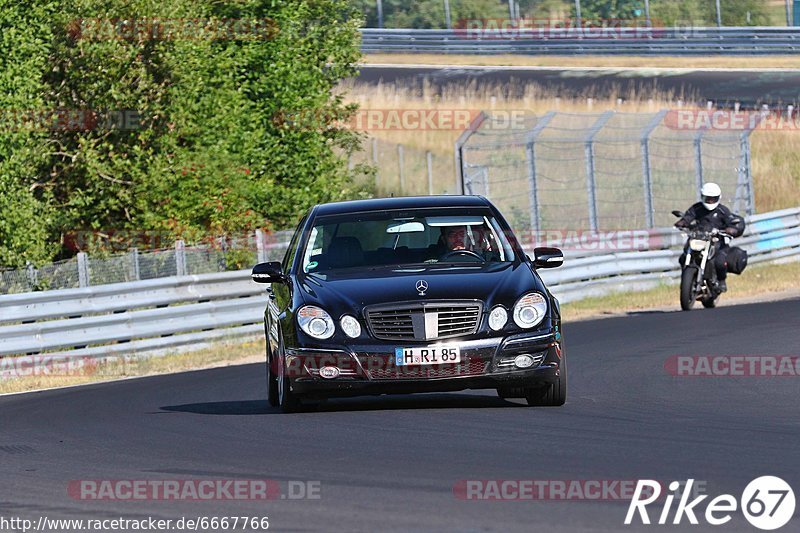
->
395, 346, 461, 366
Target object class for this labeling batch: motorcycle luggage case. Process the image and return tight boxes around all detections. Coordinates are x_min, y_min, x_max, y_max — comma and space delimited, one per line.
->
726, 246, 748, 275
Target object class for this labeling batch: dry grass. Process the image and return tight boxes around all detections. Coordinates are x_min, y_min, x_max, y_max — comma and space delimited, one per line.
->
562, 260, 800, 321
343, 82, 800, 212
0, 338, 263, 395
363, 54, 800, 70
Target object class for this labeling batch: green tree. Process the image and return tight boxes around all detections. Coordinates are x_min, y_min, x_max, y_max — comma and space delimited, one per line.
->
0, 0, 368, 266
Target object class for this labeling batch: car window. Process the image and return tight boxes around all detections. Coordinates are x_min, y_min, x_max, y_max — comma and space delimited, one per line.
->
301, 208, 516, 273
283, 214, 307, 273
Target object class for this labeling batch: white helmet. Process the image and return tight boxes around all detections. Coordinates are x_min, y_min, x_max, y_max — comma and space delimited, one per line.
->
701, 182, 721, 211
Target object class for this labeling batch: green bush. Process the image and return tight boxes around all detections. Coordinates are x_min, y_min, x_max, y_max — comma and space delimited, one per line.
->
0, 0, 369, 268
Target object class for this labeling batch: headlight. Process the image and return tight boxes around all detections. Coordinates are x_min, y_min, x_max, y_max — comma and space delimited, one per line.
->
513, 293, 547, 329
339, 315, 362, 338
298, 306, 335, 339
689, 239, 707, 251
488, 306, 508, 331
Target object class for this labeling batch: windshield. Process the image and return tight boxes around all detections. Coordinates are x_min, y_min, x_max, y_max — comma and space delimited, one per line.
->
301, 208, 516, 273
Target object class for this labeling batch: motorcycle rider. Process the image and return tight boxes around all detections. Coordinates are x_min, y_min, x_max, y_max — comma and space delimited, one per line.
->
674, 182, 746, 292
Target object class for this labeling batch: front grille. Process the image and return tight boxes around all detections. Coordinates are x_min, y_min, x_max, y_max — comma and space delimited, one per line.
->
365, 301, 483, 341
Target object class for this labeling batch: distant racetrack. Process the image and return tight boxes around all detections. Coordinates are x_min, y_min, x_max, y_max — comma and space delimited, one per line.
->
357, 65, 800, 108
2, 297, 799, 531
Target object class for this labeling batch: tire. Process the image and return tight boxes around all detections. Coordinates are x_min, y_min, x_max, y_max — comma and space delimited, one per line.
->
701, 295, 718, 309
680, 268, 698, 311
525, 350, 567, 407
277, 369, 300, 413
266, 354, 279, 407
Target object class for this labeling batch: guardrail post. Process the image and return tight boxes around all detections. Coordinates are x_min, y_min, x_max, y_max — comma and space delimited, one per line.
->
131, 248, 140, 281
640, 110, 667, 228
584, 111, 614, 232
255, 229, 268, 263
77, 252, 90, 287
175, 240, 187, 276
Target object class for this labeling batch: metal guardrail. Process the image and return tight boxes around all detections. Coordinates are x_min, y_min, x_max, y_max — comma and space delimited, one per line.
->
0, 207, 797, 360
360, 27, 800, 55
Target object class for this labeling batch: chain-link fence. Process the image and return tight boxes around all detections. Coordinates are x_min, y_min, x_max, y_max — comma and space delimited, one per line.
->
0, 230, 292, 295
350, 138, 458, 197
458, 110, 756, 236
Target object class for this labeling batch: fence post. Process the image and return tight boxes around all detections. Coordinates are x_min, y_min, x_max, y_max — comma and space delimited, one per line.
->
175, 240, 187, 276
640, 110, 667, 228
255, 229, 268, 263
694, 128, 706, 199
740, 132, 756, 216
426, 151, 434, 195
525, 112, 556, 234
25, 262, 38, 291
372, 137, 379, 190
77, 252, 90, 288
454, 112, 487, 195
397, 144, 405, 194
584, 111, 614, 232
131, 248, 140, 281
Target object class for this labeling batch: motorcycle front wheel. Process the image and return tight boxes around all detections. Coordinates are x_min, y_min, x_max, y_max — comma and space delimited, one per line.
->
680, 268, 698, 311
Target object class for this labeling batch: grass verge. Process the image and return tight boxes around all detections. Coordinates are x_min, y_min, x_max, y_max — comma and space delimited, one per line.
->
0, 339, 263, 396
1, 261, 796, 395
562, 259, 800, 321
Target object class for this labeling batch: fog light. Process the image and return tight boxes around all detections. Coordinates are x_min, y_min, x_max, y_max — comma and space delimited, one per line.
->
514, 355, 535, 369
319, 366, 340, 379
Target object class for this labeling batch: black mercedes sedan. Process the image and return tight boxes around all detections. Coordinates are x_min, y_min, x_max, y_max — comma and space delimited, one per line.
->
252, 196, 565, 412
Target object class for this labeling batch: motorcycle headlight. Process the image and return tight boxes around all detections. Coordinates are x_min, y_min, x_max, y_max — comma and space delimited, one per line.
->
689, 239, 707, 251
513, 293, 548, 329
339, 315, 362, 339
298, 306, 335, 339
488, 306, 508, 331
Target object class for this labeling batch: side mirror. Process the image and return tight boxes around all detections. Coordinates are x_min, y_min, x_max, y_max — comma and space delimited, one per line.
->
671, 210, 684, 218
533, 247, 564, 269
251, 261, 285, 284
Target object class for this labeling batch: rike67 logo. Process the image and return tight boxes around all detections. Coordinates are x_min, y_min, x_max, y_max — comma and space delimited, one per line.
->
625, 477, 795, 530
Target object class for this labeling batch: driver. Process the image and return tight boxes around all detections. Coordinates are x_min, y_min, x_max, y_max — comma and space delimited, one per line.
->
674, 182, 745, 292
443, 225, 469, 251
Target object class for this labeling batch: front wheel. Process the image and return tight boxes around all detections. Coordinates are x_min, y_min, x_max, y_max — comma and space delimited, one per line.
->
526, 351, 567, 407
277, 369, 300, 413
266, 354, 279, 407
680, 268, 698, 311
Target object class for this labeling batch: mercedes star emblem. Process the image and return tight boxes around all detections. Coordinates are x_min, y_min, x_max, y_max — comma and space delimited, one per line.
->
415, 279, 428, 296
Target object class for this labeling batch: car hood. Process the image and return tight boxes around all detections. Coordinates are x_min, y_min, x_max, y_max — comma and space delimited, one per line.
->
298, 262, 544, 314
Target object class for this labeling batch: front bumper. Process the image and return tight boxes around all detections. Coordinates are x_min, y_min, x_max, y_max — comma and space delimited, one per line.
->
283, 330, 562, 397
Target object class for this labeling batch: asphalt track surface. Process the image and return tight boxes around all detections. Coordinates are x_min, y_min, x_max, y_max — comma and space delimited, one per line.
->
2, 297, 799, 532
357, 65, 800, 107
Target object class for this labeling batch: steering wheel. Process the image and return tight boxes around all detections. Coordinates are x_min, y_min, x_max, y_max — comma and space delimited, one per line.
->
440, 249, 486, 262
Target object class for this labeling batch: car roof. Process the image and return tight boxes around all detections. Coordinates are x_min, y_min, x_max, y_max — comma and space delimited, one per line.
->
313, 195, 492, 217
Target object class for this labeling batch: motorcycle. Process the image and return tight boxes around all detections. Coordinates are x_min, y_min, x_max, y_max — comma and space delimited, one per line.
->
671, 210, 733, 311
